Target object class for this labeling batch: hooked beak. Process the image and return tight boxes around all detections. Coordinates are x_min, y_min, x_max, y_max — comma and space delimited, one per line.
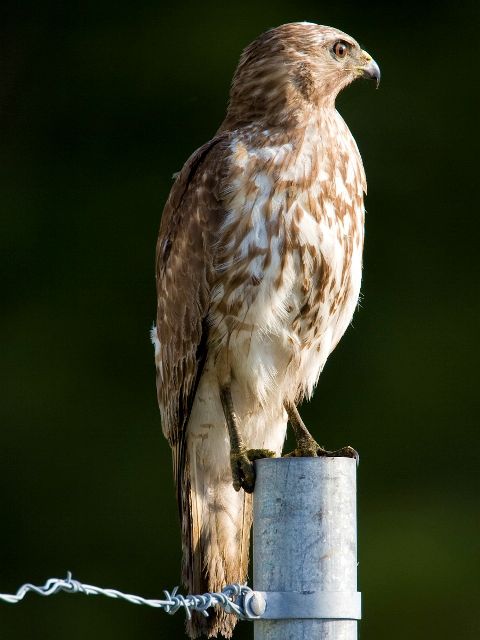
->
359, 51, 381, 88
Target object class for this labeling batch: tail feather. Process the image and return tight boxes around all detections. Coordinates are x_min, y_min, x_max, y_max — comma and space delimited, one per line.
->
179, 447, 252, 638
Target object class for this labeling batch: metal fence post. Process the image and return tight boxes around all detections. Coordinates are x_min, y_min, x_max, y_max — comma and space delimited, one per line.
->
253, 456, 360, 639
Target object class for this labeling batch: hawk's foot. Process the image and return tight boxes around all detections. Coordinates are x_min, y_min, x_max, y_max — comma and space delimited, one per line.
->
230, 448, 275, 493
284, 438, 359, 464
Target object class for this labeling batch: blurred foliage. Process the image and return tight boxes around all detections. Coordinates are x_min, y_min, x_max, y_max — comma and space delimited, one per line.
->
1, 1, 479, 639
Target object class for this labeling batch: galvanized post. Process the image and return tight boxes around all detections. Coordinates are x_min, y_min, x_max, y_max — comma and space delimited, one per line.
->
253, 456, 360, 639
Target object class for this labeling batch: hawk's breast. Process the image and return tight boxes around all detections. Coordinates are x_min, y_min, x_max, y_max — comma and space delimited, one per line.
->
210, 113, 365, 404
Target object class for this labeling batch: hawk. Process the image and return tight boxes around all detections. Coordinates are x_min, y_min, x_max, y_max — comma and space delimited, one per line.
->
152, 22, 379, 638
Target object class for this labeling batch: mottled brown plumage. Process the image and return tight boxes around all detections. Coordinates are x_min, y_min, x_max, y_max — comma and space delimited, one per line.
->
153, 22, 379, 638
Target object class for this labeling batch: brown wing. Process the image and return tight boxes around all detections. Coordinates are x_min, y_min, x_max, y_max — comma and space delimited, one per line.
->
154, 132, 230, 501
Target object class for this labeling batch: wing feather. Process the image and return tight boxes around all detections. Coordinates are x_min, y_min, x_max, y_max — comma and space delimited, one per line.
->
154, 133, 230, 502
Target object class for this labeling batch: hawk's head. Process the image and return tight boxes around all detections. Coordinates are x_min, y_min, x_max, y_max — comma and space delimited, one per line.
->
224, 22, 380, 128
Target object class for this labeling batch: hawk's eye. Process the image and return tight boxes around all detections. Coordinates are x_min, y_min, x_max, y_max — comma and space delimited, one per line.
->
332, 41, 349, 59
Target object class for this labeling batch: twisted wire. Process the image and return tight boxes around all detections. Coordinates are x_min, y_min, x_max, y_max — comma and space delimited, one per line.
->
0, 573, 261, 620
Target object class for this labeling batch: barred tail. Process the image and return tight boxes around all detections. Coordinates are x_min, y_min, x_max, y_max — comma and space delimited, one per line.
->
179, 446, 252, 638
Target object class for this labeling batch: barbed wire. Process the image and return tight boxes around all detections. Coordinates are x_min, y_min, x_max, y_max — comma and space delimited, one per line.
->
0, 573, 264, 620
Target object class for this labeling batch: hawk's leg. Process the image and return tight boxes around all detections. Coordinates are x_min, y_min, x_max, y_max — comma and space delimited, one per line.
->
284, 402, 358, 461
219, 385, 274, 493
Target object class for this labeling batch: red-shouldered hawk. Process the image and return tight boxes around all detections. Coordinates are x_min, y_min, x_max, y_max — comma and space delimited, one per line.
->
152, 22, 379, 638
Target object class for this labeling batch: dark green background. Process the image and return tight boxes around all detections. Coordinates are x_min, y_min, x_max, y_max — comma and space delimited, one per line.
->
1, 1, 478, 639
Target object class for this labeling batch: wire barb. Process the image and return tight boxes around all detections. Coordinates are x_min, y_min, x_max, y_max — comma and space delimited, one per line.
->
0, 573, 262, 621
